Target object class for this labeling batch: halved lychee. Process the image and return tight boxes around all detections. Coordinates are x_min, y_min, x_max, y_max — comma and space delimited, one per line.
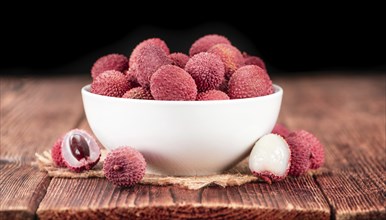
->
57, 129, 101, 172
249, 134, 291, 184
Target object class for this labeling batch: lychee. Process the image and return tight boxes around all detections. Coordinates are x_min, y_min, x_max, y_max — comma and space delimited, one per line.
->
150, 65, 197, 101
189, 34, 231, 57
91, 54, 128, 79
272, 123, 290, 138
169, 52, 189, 68
52, 129, 101, 172
122, 87, 153, 100
299, 131, 325, 169
285, 131, 312, 176
242, 52, 266, 70
197, 90, 229, 101
103, 147, 146, 187
185, 52, 225, 92
51, 137, 66, 167
228, 65, 273, 99
91, 70, 130, 97
249, 134, 291, 184
129, 38, 170, 67
131, 44, 172, 87
207, 43, 244, 79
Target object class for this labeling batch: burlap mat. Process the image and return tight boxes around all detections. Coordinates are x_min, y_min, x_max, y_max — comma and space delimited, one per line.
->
34, 150, 258, 190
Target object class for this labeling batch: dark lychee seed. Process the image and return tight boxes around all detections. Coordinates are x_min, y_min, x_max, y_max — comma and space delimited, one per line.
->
69, 134, 90, 161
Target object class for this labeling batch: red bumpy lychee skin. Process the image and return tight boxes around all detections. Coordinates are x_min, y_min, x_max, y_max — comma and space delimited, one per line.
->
228, 65, 273, 99
91, 70, 130, 97
169, 52, 189, 68
285, 131, 312, 176
189, 34, 231, 57
51, 137, 66, 167
299, 131, 325, 169
129, 38, 170, 67
207, 43, 244, 79
52, 129, 101, 172
272, 123, 291, 138
242, 52, 266, 70
122, 87, 153, 100
103, 147, 146, 187
91, 54, 128, 79
185, 52, 225, 92
197, 90, 229, 101
131, 44, 172, 87
150, 65, 197, 101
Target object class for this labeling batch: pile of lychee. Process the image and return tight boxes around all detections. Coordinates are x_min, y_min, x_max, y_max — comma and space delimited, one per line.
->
49, 34, 325, 187
90, 34, 272, 101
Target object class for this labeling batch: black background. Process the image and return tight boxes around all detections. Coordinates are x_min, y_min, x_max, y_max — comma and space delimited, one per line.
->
1, 5, 385, 76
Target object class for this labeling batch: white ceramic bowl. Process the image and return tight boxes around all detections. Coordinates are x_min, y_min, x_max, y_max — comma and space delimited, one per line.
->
82, 85, 283, 176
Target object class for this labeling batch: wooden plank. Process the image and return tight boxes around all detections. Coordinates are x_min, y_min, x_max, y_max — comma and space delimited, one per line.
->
37, 176, 329, 219
0, 76, 88, 162
0, 162, 50, 220
275, 74, 386, 219
0, 76, 89, 219
317, 156, 385, 220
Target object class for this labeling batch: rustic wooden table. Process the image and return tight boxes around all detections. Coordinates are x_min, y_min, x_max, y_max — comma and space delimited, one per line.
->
0, 74, 385, 220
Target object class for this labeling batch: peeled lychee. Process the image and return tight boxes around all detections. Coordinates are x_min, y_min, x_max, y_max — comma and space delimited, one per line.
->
285, 131, 312, 176
185, 52, 225, 92
52, 129, 101, 172
103, 147, 146, 187
249, 134, 291, 184
150, 65, 197, 101
197, 90, 229, 101
228, 65, 273, 99
242, 52, 266, 70
131, 44, 172, 87
91, 54, 128, 79
272, 123, 290, 138
207, 43, 244, 79
129, 38, 170, 67
122, 87, 153, 100
51, 137, 66, 167
189, 34, 231, 57
91, 70, 130, 97
169, 52, 189, 68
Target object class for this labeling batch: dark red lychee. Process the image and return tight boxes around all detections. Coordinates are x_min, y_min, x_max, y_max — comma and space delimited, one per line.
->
103, 147, 146, 187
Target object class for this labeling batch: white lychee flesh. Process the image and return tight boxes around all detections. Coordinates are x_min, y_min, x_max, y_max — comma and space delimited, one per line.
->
249, 134, 291, 180
61, 129, 100, 170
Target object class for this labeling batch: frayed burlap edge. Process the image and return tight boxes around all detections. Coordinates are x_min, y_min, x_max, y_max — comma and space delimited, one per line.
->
34, 150, 258, 190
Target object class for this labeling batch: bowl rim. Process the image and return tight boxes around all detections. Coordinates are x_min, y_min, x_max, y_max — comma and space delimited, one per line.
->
82, 84, 283, 105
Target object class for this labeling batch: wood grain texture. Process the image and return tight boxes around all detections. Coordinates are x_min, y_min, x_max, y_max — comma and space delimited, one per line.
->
275, 74, 386, 219
37, 176, 329, 220
0, 162, 50, 220
0, 76, 88, 162
0, 76, 89, 219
